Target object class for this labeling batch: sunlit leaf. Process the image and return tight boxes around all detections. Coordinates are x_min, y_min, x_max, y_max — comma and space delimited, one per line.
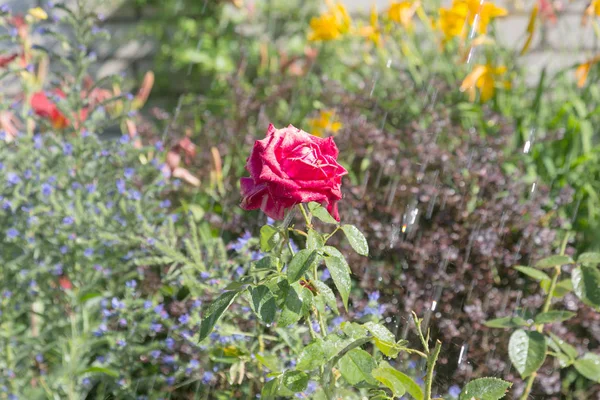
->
325, 255, 351, 310
572, 266, 600, 309
534, 311, 576, 325
459, 377, 512, 400
577, 252, 600, 265
484, 316, 529, 328
372, 363, 406, 397
574, 353, 600, 383
260, 225, 280, 252
287, 249, 319, 283
338, 348, 378, 386
341, 225, 369, 256
513, 265, 550, 281
535, 255, 573, 269
508, 329, 547, 378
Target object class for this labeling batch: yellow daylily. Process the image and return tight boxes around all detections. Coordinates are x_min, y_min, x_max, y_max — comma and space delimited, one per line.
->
438, 0, 507, 40
584, 0, 600, 23
28, 7, 48, 20
308, 1, 351, 42
359, 6, 383, 47
575, 55, 600, 88
308, 110, 343, 137
460, 64, 507, 102
388, 1, 419, 30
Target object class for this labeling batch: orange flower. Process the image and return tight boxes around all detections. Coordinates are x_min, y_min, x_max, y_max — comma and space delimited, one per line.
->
460, 63, 507, 102
575, 55, 600, 88
308, 109, 343, 137
438, 0, 507, 40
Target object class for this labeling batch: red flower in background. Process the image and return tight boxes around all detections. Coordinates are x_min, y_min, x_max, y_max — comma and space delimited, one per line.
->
240, 124, 347, 220
30, 89, 88, 130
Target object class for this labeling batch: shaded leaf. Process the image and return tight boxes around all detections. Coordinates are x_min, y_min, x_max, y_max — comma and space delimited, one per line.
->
261, 376, 280, 399
572, 266, 600, 309
278, 283, 304, 327
198, 290, 240, 342
372, 363, 406, 397
307, 228, 325, 250
287, 249, 319, 283
459, 377, 512, 400
540, 279, 573, 298
80, 366, 119, 378
297, 339, 326, 371
282, 370, 309, 392
508, 330, 547, 378
314, 280, 339, 315
255, 256, 279, 271
547, 333, 579, 361
250, 285, 276, 324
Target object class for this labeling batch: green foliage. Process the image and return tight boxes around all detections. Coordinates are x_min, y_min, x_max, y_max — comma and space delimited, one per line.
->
508, 330, 547, 378
459, 378, 512, 400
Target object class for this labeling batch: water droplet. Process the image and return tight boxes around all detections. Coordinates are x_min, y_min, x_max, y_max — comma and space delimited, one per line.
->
386, 59, 392, 68
431, 300, 438, 311
531, 182, 537, 193
523, 140, 531, 154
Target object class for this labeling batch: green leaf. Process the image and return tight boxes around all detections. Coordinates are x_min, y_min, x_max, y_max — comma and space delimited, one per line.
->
325, 255, 351, 310
255, 354, 280, 373
261, 376, 280, 399
572, 266, 600, 309
372, 363, 406, 397
540, 279, 573, 298
508, 330, 547, 378
314, 280, 339, 315
80, 366, 119, 378
308, 202, 338, 224
297, 339, 326, 371
577, 252, 600, 265
198, 290, 240, 342
484, 316, 529, 329
260, 225, 281, 252
364, 322, 403, 358
534, 311, 576, 325
287, 249, 319, 283
574, 353, 600, 383
547, 333, 578, 361
341, 322, 369, 339
250, 285, 277, 324
282, 370, 309, 392
377, 364, 423, 400
513, 266, 551, 281
307, 228, 325, 251
278, 283, 305, 327
341, 225, 369, 256
322, 246, 350, 273
535, 255, 573, 269
459, 377, 512, 400
338, 348, 378, 386
255, 256, 279, 271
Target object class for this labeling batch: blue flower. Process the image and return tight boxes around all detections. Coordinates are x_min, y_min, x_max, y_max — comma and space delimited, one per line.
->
6, 228, 18, 239
116, 179, 126, 194
124, 168, 135, 179
150, 350, 161, 359
178, 314, 190, 324
155, 141, 164, 151
82, 378, 91, 387
129, 190, 141, 201
86, 183, 96, 194
60, 245, 68, 254
143, 300, 153, 309
119, 135, 130, 144
229, 231, 252, 252
111, 297, 124, 310
448, 385, 461, 398
320, 269, 331, 281
191, 299, 202, 309
163, 355, 176, 364
116, 339, 126, 347
159, 199, 171, 208
62, 216, 74, 226
84, 248, 94, 258
165, 337, 175, 350
150, 322, 162, 333
165, 376, 175, 386
368, 291, 380, 302
53, 264, 63, 275
41, 183, 53, 196
126, 280, 137, 289
202, 371, 215, 384
200, 271, 210, 279
6, 172, 20, 185
63, 143, 73, 156
2, 199, 12, 210
23, 170, 32, 179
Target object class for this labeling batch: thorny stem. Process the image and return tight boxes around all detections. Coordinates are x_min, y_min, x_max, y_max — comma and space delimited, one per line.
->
424, 341, 442, 400
520, 231, 571, 400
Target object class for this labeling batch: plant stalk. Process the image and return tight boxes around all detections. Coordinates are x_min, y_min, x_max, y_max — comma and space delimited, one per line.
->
424, 340, 442, 400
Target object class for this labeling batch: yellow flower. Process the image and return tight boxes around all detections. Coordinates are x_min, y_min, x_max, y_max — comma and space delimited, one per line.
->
460, 64, 507, 102
388, 1, 419, 30
308, 1, 351, 42
308, 110, 343, 137
438, 0, 507, 40
584, 0, 600, 21
359, 5, 382, 47
575, 55, 600, 88
520, 4, 538, 55
28, 7, 48, 20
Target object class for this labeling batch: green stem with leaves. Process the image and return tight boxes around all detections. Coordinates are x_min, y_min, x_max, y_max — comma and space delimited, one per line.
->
520, 231, 571, 400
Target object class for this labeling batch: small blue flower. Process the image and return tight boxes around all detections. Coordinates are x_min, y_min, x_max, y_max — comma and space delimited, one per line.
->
116, 179, 126, 194
116, 339, 126, 347
163, 355, 176, 364
124, 168, 135, 179
320, 269, 331, 281
119, 135, 130, 144
60, 245, 68, 254
53, 264, 63, 275
23, 170, 32, 179
82, 378, 91, 387
448, 385, 461, 398
35, 354, 44, 363
191, 299, 202, 309
178, 314, 190, 324
129, 190, 141, 201
150, 350, 161, 359
159, 199, 171, 208
150, 322, 162, 333
41, 183, 53, 197
143, 300, 153, 309
6, 172, 21, 185
165, 337, 175, 350
5, 227, 20, 239
62, 216, 74, 226
111, 297, 124, 310
202, 371, 215, 384
125, 280, 137, 289
71, 182, 82, 190
368, 291, 380, 302
2, 199, 12, 210
84, 248, 94, 258
165, 376, 175, 386
86, 183, 96, 194
63, 143, 73, 156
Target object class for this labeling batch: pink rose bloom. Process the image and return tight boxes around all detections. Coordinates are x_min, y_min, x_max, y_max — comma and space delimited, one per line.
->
240, 124, 347, 220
